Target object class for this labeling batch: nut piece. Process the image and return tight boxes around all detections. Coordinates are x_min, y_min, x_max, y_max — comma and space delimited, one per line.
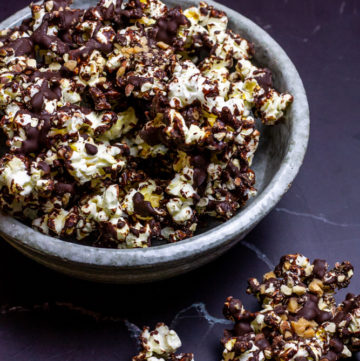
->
157, 41, 170, 49
263, 271, 276, 280
291, 317, 318, 338
280, 285, 292, 296
287, 297, 300, 313
64, 60, 77, 71
116, 60, 128, 78
292, 285, 307, 295
309, 279, 324, 296
279, 319, 291, 333
26, 58, 37, 68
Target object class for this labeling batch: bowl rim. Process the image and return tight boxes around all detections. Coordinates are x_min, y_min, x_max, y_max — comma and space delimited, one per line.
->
0, 0, 309, 268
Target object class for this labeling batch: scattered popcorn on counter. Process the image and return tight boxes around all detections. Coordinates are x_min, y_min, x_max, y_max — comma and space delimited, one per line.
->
133, 323, 194, 361
221, 254, 358, 361
131, 255, 360, 361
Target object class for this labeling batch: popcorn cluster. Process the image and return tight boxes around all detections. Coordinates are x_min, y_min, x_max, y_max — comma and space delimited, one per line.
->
222, 254, 360, 361
132, 255, 360, 361
133, 323, 194, 361
0, 0, 293, 248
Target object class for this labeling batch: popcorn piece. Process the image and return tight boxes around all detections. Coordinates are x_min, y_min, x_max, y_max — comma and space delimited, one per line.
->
256, 89, 293, 125
122, 179, 165, 220
163, 109, 209, 146
98, 107, 138, 140
235, 59, 293, 125
77, 184, 130, 242
58, 136, 128, 184
133, 323, 194, 361
0, 154, 34, 197
32, 207, 79, 238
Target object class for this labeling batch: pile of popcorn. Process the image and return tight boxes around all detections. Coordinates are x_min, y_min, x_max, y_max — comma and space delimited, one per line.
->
0, 0, 293, 248
134, 255, 360, 361
221, 254, 360, 361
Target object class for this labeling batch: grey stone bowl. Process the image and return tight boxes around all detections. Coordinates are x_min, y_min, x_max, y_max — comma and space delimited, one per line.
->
0, 0, 309, 283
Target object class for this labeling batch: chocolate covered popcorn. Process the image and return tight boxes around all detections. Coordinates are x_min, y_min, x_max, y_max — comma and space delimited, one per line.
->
0, 0, 293, 248
133, 323, 194, 361
132, 255, 360, 361
222, 254, 360, 361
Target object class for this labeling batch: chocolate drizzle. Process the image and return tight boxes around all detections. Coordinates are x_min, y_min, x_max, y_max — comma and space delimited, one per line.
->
253, 69, 273, 92
38, 161, 51, 174
191, 154, 209, 188
69, 38, 113, 60
32, 20, 70, 55
153, 7, 189, 45
54, 182, 75, 195
313, 259, 327, 278
30, 81, 61, 113
85, 143, 98, 155
52, 0, 72, 11
296, 294, 332, 323
133, 192, 157, 217
17, 112, 52, 155
1, 38, 34, 57
139, 125, 164, 146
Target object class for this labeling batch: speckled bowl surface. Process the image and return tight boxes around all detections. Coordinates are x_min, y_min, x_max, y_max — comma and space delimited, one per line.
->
0, 0, 309, 283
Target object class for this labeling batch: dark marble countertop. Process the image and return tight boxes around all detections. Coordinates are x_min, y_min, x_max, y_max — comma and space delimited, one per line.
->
0, 0, 359, 360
